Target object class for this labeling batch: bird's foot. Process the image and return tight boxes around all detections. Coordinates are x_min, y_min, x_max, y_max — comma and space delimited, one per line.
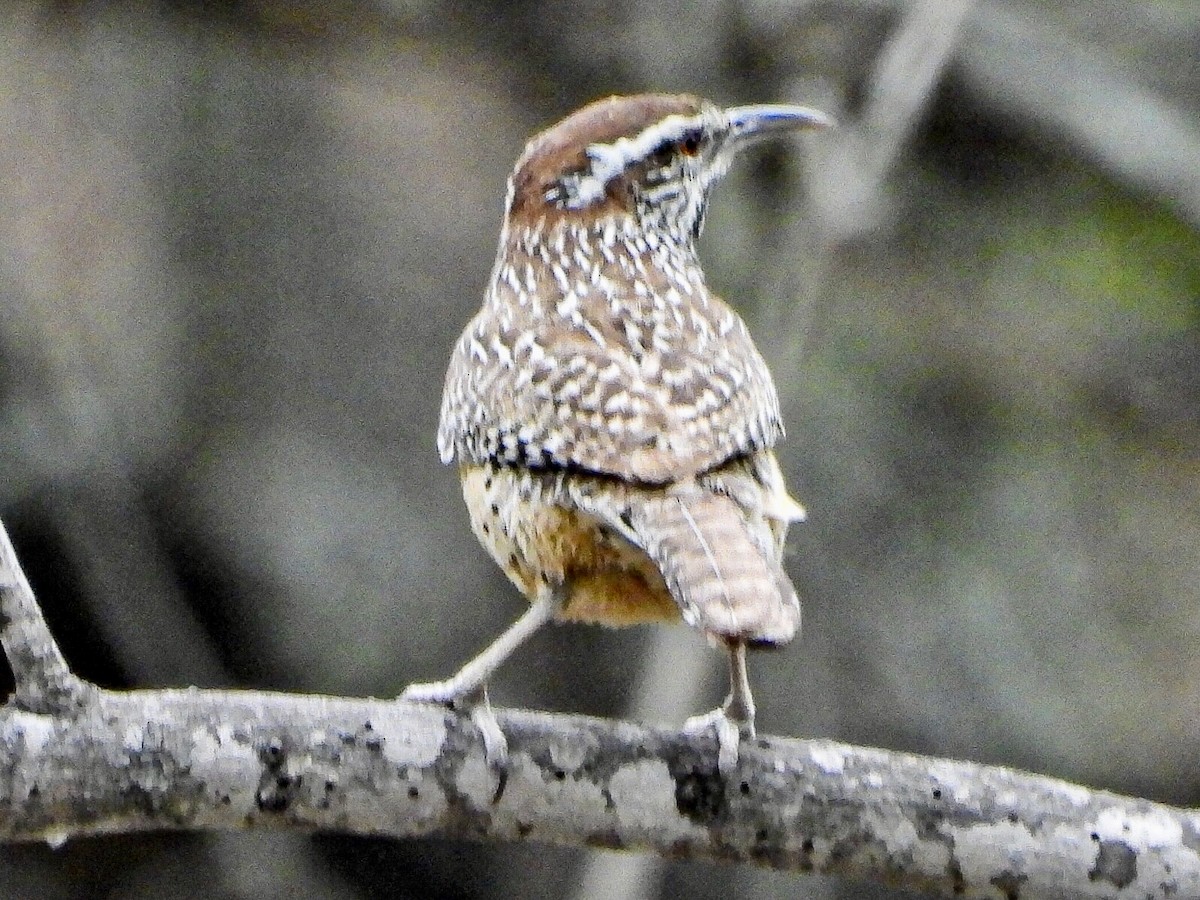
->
400, 681, 509, 776
684, 707, 752, 776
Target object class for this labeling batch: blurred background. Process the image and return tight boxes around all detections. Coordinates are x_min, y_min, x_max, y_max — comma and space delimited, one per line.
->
0, 0, 1197, 897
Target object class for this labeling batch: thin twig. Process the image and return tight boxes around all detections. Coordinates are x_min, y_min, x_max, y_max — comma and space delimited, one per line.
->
0, 518, 89, 714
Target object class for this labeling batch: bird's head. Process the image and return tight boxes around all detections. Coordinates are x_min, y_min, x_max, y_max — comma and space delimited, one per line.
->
504, 93, 832, 247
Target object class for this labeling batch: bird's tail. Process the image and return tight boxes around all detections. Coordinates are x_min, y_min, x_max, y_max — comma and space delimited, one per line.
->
569, 474, 800, 645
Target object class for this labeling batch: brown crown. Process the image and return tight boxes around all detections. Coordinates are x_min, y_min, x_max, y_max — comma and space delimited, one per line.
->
507, 93, 706, 224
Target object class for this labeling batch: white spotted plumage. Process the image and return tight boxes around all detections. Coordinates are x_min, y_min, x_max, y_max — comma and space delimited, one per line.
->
408, 95, 829, 772
437, 211, 784, 485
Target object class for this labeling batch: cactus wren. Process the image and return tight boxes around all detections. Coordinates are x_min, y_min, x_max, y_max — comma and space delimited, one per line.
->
402, 94, 831, 771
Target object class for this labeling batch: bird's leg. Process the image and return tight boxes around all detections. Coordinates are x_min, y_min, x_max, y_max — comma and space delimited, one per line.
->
724, 639, 756, 737
684, 639, 755, 774
401, 584, 563, 768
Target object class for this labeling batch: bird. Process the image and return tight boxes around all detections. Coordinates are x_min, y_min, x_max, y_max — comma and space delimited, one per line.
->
402, 93, 832, 773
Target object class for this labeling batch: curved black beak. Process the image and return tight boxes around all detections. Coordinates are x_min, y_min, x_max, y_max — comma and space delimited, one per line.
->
725, 103, 835, 150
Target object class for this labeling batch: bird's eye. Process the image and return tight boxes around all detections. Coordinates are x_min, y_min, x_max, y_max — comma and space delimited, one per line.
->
680, 133, 702, 156
650, 140, 676, 164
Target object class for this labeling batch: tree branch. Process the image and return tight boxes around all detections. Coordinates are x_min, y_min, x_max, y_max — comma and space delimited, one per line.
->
0, 519, 90, 714
1, 518, 1198, 898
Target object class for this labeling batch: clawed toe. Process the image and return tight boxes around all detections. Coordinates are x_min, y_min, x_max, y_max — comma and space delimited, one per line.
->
467, 702, 510, 774
399, 680, 456, 705
684, 708, 746, 775
400, 681, 510, 779
681, 640, 760, 775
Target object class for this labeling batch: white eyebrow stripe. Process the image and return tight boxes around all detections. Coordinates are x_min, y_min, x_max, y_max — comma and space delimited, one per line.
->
585, 114, 704, 188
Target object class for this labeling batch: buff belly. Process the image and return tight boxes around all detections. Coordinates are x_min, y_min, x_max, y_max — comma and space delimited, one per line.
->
459, 463, 680, 626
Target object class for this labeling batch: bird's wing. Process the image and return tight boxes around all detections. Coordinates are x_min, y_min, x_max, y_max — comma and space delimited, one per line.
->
438, 286, 783, 483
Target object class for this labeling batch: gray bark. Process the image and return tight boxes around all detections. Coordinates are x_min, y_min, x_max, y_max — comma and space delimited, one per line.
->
2, 518, 1198, 899
1, 689, 1198, 899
